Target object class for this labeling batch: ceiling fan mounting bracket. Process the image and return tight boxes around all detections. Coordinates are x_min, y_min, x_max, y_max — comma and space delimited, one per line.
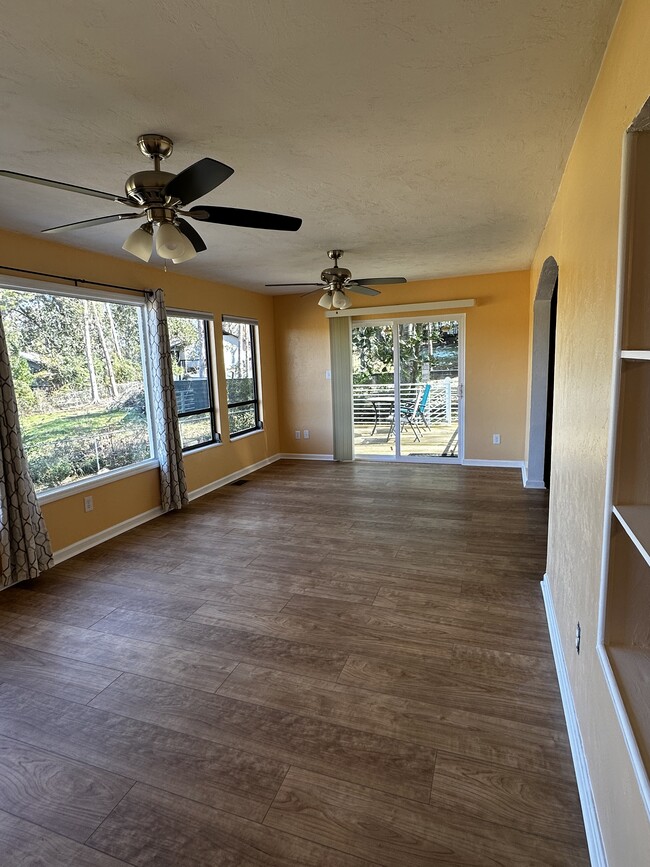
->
137, 134, 174, 161
327, 249, 344, 263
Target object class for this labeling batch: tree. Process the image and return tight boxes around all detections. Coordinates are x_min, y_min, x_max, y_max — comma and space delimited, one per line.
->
352, 321, 458, 384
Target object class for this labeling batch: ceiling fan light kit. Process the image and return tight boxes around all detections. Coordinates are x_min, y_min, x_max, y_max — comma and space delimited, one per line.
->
0, 133, 302, 264
331, 288, 351, 309
122, 223, 154, 262
155, 221, 193, 260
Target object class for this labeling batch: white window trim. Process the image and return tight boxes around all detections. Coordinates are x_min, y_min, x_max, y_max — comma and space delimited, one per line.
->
0, 277, 159, 496
229, 427, 264, 442
37, 458, 159, 504
0, 275, 146, 306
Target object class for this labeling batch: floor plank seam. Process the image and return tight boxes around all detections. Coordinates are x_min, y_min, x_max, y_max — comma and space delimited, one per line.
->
259, 764, 292, 825
84, 669, 126, 706
428, 749, 438, 805
83, 780, 138, 847
213, 661, 241, 695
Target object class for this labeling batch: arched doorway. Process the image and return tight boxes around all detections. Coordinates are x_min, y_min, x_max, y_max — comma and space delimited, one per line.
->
525, 256, 558, 489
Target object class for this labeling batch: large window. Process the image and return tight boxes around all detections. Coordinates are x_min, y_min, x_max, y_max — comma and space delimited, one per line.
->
0, 286, 153, 493
222, 317, 262, 437
168, 312, 219, 451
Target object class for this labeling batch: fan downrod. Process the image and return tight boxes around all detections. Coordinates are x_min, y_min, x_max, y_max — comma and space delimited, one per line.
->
327, 249, 344, 266
137, 134, 174, 172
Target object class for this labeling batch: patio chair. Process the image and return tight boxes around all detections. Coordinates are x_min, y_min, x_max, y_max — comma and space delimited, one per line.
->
387, 385, 427, 442
413, 383, 431, 430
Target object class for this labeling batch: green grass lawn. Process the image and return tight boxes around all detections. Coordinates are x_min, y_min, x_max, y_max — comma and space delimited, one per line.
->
21, 405, 151, 492
21, 407, 147, 446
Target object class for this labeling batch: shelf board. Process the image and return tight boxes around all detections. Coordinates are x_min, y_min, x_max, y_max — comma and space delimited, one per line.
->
613, 505, 650, 566
621, 350, 650, 360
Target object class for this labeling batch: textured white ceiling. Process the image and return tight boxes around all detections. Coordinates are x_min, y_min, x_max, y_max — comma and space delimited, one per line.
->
0, 0, 620, 292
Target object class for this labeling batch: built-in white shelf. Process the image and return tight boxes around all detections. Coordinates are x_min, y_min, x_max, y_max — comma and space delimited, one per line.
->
613, 505, 650, 567
599, 123, 650, 819
621, 350, 650, 360
607, 646, 650, 786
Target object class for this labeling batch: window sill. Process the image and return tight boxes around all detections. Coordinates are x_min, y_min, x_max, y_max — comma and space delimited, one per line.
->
37, 459, 159, 505
183, 440, 222, 457
229, 427, 264, 442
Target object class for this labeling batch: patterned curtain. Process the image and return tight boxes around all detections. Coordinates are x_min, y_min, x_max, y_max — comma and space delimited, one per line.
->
145, 289, 188, 512
0, 310, 53, 588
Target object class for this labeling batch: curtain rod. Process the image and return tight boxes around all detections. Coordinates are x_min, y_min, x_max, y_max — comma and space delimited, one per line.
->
0, 264, 149, 296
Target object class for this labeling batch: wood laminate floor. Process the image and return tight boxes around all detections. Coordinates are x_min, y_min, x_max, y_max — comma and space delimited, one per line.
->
0, 460, 588, 865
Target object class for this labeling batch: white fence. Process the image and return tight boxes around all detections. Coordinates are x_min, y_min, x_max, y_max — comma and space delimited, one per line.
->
353, 379, 459, 428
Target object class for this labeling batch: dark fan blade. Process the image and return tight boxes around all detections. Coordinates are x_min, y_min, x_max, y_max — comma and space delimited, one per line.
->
0, 170, 131, 204
176, 218, 207, 253
41, 213, 140, 234
265, 282, 325, 287
163, 158, 234, 206
351, 277, 407, 286
346, 284, 381, 296
301, 288, 324, 298
190, 206, 302, 232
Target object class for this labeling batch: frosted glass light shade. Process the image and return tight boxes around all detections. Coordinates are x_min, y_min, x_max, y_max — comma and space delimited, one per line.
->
122, 223, 154, 262
318, 291, 333, 309
332, 289, 349, 309
172, 242, 198, 264
156, 222, 192, 260
338, 293, 352, 310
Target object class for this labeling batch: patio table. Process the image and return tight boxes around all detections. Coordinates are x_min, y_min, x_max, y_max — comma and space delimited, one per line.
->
365, 393, 395, 435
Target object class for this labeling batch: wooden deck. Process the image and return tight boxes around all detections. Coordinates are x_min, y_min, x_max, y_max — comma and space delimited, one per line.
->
0, 460, 587, 865
354, 421, 459, 457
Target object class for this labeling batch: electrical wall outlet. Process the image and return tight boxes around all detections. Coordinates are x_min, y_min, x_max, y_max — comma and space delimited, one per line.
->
303, 429, 310, 439
84, 495, 94, 512
325, 370, 331, 380
295, 430, 301, 439
492, 434, 501, 445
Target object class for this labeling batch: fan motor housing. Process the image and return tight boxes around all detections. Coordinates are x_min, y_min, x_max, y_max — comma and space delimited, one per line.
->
321, 266, 351, 284
125, 170, 177, 206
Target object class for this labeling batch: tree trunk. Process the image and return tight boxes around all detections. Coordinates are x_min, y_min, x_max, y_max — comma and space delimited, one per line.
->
92, 304, 119, 399
106, 307, 123, 358
83, 300, 100, 403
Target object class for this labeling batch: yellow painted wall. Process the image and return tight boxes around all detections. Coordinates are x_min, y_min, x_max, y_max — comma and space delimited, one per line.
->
0, 227, 280, 553
530, 0, 650, 861
274, 270, 530, 461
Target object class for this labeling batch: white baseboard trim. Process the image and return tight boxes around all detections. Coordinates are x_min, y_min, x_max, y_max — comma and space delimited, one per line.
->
541, 575, 607, 867
52, 506, 165, 565
276, 453, 334, 461
187, 454, 281, 501
521, 463, 546, 489
462, 459, 524, 469
52, 453, 284, 565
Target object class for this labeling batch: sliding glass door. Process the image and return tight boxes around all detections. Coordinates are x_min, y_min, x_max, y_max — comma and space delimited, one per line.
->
352, 316, 463, 462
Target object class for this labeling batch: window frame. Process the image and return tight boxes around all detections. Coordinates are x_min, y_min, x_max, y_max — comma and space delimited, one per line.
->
0, 277, 157, 499
222, 316, 263, 439
167, 308, 221, 453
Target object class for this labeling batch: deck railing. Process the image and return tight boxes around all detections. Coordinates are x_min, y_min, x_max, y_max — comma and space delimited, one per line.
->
352, 379, 459, 428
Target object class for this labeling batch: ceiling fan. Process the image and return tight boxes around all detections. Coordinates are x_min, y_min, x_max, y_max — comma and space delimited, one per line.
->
0, 134, 302, 264
266, 249, 406, 309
